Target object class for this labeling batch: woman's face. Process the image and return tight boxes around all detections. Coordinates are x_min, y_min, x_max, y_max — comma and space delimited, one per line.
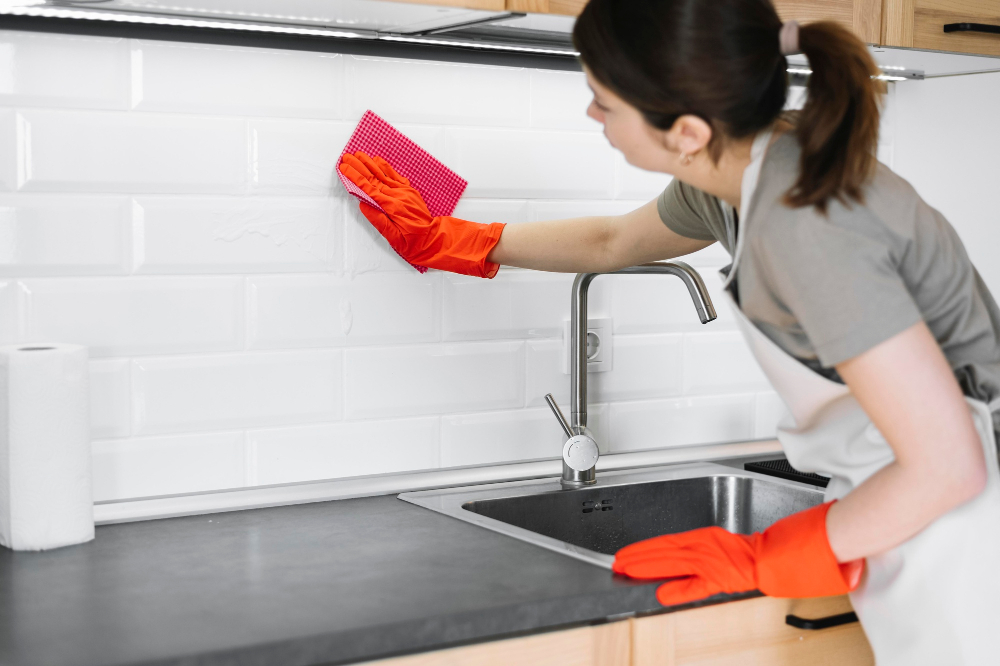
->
584, 68, 674, 173
584, 67, 712, 176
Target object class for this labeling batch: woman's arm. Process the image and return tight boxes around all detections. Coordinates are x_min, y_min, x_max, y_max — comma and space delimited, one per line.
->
827, 321, 989, 561
487, 199, 714, 273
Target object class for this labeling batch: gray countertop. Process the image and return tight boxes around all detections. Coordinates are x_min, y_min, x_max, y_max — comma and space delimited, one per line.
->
0, 455, 776, 666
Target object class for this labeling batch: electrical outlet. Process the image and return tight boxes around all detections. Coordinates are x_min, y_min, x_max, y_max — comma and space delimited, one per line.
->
563, 317, 613, 374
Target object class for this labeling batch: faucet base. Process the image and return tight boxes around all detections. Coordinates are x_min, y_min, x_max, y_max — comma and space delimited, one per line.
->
560, 464, 596, 489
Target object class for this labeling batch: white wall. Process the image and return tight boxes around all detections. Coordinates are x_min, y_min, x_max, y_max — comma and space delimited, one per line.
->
20, 30, 987, 502
891, 71, 1000, 296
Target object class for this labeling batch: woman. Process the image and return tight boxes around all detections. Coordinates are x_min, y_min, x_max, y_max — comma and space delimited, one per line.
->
338, 0, 1000, 662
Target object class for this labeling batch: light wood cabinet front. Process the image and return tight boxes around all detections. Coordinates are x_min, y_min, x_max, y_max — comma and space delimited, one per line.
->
883, 0, 1000, 57
631, 595, 874, 666
363, 620, 631, 666
772, 0, 883, 44
359, 595, 873, 665
505, 0, 587, 16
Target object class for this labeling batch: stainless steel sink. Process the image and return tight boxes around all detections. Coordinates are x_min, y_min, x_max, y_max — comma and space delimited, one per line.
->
399, 462, 825, 569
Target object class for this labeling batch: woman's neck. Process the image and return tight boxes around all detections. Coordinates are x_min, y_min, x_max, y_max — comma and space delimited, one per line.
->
678, 122, 790, 210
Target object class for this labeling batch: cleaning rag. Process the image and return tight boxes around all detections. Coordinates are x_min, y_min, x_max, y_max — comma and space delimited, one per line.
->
337, 110, 468, 273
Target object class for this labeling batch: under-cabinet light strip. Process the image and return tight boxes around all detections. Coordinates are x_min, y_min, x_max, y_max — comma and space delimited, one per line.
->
0, 5, 373, 40
381, 34, 577, 56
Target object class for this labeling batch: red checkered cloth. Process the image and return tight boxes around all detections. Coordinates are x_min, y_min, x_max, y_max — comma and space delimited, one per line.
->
337, 110, 468, 273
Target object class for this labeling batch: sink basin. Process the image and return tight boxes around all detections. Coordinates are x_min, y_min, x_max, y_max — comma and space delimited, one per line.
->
399, 462, 825, 569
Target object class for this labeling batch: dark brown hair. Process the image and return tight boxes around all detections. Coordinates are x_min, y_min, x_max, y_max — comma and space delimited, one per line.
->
573, 0, 883, 213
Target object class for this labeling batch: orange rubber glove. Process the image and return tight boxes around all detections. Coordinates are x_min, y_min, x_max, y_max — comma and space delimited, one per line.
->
612, 501, 864, 606
338, 151, 505, 278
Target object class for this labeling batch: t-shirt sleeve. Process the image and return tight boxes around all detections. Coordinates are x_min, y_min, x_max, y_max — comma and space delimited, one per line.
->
657, 179, 721, 242
754, 215, 924, 368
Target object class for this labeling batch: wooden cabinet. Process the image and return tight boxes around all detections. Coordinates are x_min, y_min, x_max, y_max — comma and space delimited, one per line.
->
772, 0, 883, 45
359, 595, 873, 666
505, 0, 587, 16
631, 595, 874, 665
363, 620, 631, 665
882, 0, 1000, 57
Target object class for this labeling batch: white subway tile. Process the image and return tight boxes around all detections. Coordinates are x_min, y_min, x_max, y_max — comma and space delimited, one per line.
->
345, 341, 525, 419
22, 276, 244, 357
590, 334, 683, 402
18, 110, 248, 194
249, 272, 440, 349
527, 199, 645, 221
443, 270, 598, 341
525, 334, 682, 407
610, 267, 734, 335
251, 417, 439, 485
0, 280, 21, 344
0, 109, 14, 191
133, 41, 344, 118
347, 56, 529, 127
754, 391, 789, 439
89, 358, 130, 439
0, 31, 129, 109
342, 200, 413, 275
442, 407, 563, 467
445, 127, 616, 199
440, 403, 609, 467
525, 338, 571, 406
92, 432, 245, 501
615, 154, 672, 200
133, 196, 340, 273
451, 199, 529, 225
133, 350, 343, 434
529, 69, 602, 132
0, 195, 130, 276
682, 331, 771, 394
250, 118, 352, 195
609, 394, 755, 453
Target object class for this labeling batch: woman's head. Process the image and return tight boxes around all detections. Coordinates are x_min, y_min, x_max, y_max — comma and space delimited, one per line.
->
573, 0, 884, 213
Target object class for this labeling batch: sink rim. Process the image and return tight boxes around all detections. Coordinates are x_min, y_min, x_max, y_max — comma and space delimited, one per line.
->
398, 461, 825, 570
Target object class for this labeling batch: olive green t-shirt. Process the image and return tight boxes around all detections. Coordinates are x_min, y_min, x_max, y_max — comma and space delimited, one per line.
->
657, 132, 1000, 417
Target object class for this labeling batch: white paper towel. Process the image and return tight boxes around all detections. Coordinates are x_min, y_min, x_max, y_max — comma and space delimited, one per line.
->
0, 343, 94, 551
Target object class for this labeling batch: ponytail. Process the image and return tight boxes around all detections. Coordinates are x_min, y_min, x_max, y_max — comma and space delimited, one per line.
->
573, 1, 885, 215
787, 21, 884, 213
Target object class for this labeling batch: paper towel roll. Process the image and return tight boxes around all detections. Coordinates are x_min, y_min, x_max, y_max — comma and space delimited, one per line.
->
0, 343, 94, 551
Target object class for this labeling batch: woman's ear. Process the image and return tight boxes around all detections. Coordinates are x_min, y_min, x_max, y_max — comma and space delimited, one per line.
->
667, 115, 713, 158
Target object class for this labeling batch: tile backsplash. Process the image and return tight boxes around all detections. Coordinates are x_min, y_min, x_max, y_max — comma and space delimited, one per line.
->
8, 29, 985, 504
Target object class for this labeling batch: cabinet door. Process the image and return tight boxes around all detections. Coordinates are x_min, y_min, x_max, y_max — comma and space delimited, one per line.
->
772, 0, 883, 44
884, 0, 1000, 57
505, 0, 587, 15
361, 620, 630, 665
631, 595, 875, 666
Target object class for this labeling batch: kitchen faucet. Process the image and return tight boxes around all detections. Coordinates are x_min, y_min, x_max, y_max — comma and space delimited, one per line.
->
545, 261, 718, 489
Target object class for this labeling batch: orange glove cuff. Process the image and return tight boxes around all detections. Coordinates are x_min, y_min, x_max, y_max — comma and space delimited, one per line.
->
755, 500, 864, 597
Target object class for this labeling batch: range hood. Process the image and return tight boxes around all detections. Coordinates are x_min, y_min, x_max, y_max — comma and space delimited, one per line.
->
0, 0, 578, 55
1, 0, 998, 78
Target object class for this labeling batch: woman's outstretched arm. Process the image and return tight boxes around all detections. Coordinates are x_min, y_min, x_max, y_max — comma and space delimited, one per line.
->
827, 321, 989, 561
487, 199, 713, 274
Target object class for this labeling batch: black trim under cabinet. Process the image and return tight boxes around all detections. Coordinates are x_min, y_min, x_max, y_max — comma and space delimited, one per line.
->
0, 13, 583, 72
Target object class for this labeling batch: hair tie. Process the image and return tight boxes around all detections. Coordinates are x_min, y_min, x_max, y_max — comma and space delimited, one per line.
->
779, 21, 800, 55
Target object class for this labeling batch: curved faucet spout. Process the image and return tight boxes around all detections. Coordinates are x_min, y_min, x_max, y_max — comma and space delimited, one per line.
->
561, 261, 717, 488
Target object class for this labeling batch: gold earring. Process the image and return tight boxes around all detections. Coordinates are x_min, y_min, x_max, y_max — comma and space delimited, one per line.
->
680, 152, 692, 166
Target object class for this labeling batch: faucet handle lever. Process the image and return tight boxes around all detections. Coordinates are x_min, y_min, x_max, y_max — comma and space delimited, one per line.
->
544, 393, 575, 440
